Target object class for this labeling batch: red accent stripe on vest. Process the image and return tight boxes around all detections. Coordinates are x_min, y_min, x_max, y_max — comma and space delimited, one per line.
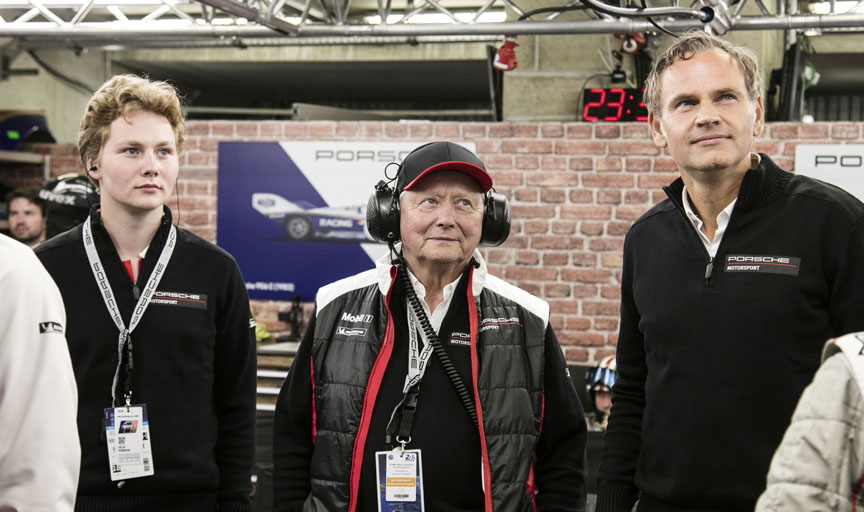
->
852, 469, 864, 511
526, 393, 545, 511
467, 267, 494, 512
310, 355, 317, 444
348, 266, 398, 512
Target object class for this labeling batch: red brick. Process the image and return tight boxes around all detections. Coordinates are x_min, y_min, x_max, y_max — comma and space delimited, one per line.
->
568, 333, 606, 346
540, 189, 566, 203
540, 156, 568, 170
511, 205, 556, 218
519, 283, 540, 295
530, 236, 584, 250
563, 348, 588, 362
236, 122, 258, 137
505, 267, 557, 281
199, 138, 218, 151
261, 122, 281, 138
595, 125, 621, 138
616, 206, 648, 221
623, 124, 650, 139
434, 123, 460, 138
526, 172, 578, 187
753, 140, 778, 154
541, 123, 565, 138
582, 174, 633, 188
475, 140, 499, 153
548, 299, 580, 314
561, 205, 612, 220
485, 155, 513, 170
335, 124, 358, 137
594, 318, 619, 331
601, 252, 623, 268
488, 123, 513, 138
652, 158, 677, 172
637, 174, 677, 188
590, 238, 624, 251
562, 268, 613, 283
383, 124, 407, 138
600, 285, 622, 299
463, 124, 487, 138
572, 283, 598, 296
608, 141, 660, 155
516, 250, 540, 265
182, 211, 209, 226
626, 157, 651, 172
186, 181, 210, 195
800, 123, 829, 139
544, 283, 571, 297
513, 188, 537, 201
409, 123, 433, 138
598, 190, 621, 204
284, 123, 308, 137
501, 140, 553, 154
485, 249, 511, 264
567, 317, 592, 330
552, 221, 576, 234
308, 122, 335, 137
832, 123, 860, 139
771, 123, 799, 139
565, 124, 592, 138
569, 157, 594, 171
624, 190, 649, 204
544, 252, 569, 265
550, 315, 565, 330
651, 191, 668, 203
583, 301, 620, 316
187, 152, 209, 166
580, 222, 604, 236
187, 122, 209, 136
515, 156, 539, 170
597, 157, 622, 171
555, 140, 605, 155
523, 220, 548, 234
514, 124, 538, 138
569, 190, 594, 203
774, 157, 794, 170
212, 122, 234, 136
608, 221, 633, 236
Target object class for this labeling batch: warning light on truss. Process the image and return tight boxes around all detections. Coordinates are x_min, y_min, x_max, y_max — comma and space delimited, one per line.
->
493, 37, 518, 72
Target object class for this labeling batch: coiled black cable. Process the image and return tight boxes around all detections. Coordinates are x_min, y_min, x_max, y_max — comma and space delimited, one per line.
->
397, 264, 479, 428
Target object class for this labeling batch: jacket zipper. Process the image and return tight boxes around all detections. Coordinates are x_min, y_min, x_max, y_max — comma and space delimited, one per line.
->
664, 186, 718, 288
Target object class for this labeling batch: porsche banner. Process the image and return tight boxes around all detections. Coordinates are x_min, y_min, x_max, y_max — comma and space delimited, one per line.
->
217, 141, 475, 301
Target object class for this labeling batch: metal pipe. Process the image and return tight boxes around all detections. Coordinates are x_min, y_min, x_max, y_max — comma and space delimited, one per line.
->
3, 14, 864, 38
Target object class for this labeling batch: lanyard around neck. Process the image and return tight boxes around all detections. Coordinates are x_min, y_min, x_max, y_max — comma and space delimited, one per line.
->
82, 216, 176, 405
403, 308, 435, 394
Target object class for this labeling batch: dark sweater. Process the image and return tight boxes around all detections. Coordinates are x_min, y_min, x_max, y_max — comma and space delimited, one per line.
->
36, 207, 257, 512
597, 155, 864, 511
274, 268, 587, 511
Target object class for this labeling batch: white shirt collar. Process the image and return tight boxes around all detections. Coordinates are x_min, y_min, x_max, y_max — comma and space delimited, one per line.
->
681, 186, 736, 258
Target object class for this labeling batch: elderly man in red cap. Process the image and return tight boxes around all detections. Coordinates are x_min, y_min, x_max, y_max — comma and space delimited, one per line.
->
274, 141, 587, 512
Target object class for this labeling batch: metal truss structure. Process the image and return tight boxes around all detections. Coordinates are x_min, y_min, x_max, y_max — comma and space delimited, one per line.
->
0, 0, 863, 48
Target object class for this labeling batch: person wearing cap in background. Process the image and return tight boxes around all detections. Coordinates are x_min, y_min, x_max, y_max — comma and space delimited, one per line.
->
273, 141, 587, 512
585, 356, 617, 432
5, 187, 47, 248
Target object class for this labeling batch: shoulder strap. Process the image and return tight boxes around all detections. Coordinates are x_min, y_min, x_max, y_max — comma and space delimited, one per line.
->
822, 333, 864, 395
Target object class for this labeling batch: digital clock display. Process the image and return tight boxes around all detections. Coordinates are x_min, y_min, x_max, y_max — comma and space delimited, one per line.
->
582, 88, 649, 122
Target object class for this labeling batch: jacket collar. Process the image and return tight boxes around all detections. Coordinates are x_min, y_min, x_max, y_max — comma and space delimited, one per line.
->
664, 153, 793, 212
375, 243, 488, 297
87, 203, 174, 258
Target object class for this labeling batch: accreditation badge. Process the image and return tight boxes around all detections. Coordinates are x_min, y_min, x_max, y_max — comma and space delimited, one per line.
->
104, 404, 154, 481
375, 449, 425, 512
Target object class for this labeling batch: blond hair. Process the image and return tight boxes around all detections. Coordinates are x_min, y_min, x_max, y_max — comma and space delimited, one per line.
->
643, 31, 763, 115
78, 74, 185, 171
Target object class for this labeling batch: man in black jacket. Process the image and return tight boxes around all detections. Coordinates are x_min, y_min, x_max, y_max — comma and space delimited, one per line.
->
597, 31, 864, 511
274, 141, 587, 512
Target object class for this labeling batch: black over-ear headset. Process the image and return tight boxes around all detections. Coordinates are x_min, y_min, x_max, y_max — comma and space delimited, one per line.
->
366, 169, 511, 247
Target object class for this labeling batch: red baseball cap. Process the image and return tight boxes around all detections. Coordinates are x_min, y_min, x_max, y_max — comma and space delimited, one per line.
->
396, 141, 493, 193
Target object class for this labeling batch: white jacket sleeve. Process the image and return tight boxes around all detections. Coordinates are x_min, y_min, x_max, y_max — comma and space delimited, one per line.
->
0, 235, 80, 512
755, 353, 864, 511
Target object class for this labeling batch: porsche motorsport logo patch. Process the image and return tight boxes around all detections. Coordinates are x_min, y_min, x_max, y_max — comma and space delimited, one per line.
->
150, 291, 208, 310
724, 255, 801, 276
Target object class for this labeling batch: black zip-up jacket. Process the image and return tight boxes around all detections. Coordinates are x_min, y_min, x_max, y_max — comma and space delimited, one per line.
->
597, 155, 864, 511
36, 207, 257, 512
274, 251, 587, 512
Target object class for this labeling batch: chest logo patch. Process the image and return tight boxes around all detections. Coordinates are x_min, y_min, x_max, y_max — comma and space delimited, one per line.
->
479, 316, 523, 333
336, 326, 367, 337
724, 255, 801, 276
150, 291, 208, 310
449, 331, 471, 347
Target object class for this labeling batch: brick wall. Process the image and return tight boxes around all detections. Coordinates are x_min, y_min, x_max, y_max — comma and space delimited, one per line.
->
12, 121, 863, 364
